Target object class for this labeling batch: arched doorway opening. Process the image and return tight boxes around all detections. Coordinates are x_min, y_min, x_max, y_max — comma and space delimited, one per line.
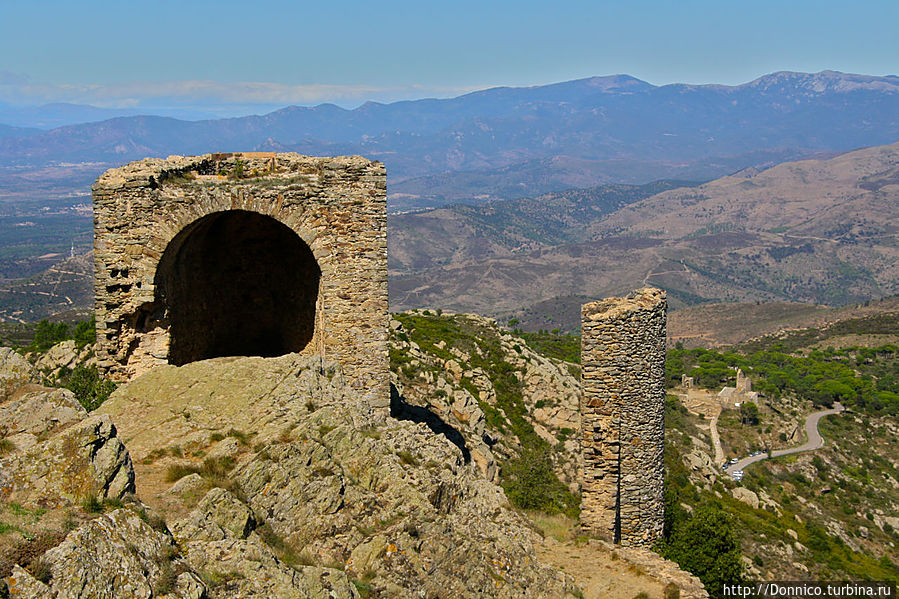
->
155, 210, 320, 365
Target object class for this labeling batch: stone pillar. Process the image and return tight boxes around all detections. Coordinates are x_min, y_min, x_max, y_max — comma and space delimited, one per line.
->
580, 287, 667, 547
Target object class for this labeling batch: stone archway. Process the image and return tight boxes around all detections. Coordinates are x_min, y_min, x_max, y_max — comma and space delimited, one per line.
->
155, 210, 321, 365
92, 153, 388, 397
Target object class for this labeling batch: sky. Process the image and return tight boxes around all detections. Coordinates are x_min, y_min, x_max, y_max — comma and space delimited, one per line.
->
1, 0, 898, 114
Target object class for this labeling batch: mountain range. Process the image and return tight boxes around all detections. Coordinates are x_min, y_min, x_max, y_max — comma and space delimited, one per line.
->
388, 141, 899, 328
2, 70, 898, 209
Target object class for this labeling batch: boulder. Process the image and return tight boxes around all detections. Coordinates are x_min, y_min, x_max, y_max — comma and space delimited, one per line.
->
0, 347, 32, 401
4, 565, 52, 599
0, 385, 86, 438
34, 340, 80, 374
171, 487, 256, 541
0, 414, 134, 507
731, 487, 760, 510
39, 507, 199, 599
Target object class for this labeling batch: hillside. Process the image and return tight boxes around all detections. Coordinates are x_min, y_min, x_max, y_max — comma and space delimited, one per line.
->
0, 252, 93, 323
1, 338, 707, 598
669, 296, 899, 349
388, 180, 697, 272
0, 142, 896, 328
390, 142, 899, 323
3, 302, 897, 597
386, 310, 899, 590
663, 341, 899, 583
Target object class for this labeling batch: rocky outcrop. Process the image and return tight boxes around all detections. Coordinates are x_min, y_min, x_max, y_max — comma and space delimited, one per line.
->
173, 489, 358, 598
0, 386, 86, 440
2, 344, 706, 598
0, 413, 134, 507
0, 359, 134, 509
389, 311, 581, 488
0, 348, 32, 401
40, 507, 201, 599
731, 487, 761, 510
97, 354, 581, 598
32, 340, 95, 378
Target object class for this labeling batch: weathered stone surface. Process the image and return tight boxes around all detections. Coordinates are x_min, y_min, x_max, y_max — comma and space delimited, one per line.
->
0, 385, 86, 438
0, 414, 134, 507
32, 340, 95, 377
171, 487, 256, 542
180, 534, 358, 599
104, 354, 579, 598
98, 354, 359, 457
166, 473, 207, 498
581, 288, 667, 547
39, 508, 197, 599
92, 153, 388, 400
5, 565, 52, 598
0, 347, 32, 401
732, 487, 761, 510
685, 449, 718, 483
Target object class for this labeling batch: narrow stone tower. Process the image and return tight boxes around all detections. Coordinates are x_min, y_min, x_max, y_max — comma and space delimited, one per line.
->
580, 287, 667, 547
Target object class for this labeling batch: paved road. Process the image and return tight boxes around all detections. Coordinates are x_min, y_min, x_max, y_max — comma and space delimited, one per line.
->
723, 403, 844, 474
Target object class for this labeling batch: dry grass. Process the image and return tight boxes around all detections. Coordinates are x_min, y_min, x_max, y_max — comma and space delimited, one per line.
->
527, 511, 577, 542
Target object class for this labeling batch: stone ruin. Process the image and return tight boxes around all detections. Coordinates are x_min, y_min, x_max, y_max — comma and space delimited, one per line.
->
92, 152, 388, 399
580, 287, 667, 547
93, 152, 668, 548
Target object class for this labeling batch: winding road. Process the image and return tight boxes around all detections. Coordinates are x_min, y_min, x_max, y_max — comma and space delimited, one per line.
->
723, 402, 845, 474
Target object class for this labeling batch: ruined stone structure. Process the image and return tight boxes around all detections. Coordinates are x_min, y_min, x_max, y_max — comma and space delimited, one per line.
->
92, 153, 388, 399
580, 287, 667, 547
736, 368, 751, 393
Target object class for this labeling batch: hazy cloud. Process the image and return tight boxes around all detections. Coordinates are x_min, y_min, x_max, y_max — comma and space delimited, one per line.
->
0, 79, 480, 109
0, 71, 31, 86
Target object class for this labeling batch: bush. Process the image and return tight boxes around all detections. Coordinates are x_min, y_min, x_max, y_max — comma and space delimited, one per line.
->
658, 503, 744, 599
28, 320, 69, 352
72, 316, 96, 348
500, 447, 580, 518
27, 316, 96, 353
55, 365, 117, 412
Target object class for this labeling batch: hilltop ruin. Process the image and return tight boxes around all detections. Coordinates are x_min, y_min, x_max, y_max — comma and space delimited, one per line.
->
92, 153, 388, 398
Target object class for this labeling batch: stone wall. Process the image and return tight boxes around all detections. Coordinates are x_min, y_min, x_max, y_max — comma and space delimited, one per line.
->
580, 287, 667, 547
92, 153, 388, 400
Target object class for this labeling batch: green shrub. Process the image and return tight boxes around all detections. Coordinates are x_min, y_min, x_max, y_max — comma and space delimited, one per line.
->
72, 316, 96, 349
28, 319, 69, 352
500, 447, 580, 518
657, 503, 744, 599
53, 365, 117, 412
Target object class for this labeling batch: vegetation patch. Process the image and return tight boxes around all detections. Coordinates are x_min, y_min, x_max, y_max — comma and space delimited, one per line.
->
392, 311, 580, 517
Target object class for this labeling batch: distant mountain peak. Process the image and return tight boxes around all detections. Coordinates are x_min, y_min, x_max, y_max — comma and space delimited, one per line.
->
578, 74, 654, 91
744, 70, 899, 93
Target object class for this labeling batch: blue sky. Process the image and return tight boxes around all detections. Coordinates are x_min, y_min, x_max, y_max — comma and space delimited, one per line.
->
1, 0, 897, 111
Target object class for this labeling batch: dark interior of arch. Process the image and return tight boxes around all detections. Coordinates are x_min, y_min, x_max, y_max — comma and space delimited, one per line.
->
155, 210, 320, 365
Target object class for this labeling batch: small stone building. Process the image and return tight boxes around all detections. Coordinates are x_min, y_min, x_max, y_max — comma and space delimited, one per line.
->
92, 153, 387, 398
580, 288, 667, 547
